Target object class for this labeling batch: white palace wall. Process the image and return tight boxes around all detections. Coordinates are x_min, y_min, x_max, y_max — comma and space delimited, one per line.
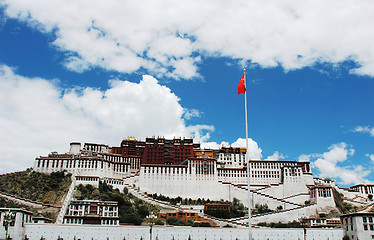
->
257, 184, 284, 198
138, 164, 227, 201
137, 170, 302, 211
136, 160, 314, 211
22, 224, 345, 240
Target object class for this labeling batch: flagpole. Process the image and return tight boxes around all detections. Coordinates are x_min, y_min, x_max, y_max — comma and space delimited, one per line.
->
244, 69, 252, 240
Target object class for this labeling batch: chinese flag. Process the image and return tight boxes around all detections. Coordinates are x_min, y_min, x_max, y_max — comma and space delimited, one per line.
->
237, 74, 246, 94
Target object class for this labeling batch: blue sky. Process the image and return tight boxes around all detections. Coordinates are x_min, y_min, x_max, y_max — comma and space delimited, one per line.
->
0, 1, 373, 186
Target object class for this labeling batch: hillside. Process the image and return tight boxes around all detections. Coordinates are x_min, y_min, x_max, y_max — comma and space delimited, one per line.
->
0, 169, 71, 205
0, 170, 159, 224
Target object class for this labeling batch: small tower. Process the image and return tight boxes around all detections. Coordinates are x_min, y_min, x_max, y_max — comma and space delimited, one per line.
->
69, 142, 81, 154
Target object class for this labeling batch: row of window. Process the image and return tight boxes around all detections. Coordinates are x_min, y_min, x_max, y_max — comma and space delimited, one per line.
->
364, 224, 374, 231
37, 159, 130, 172
101, 219, 118, 225
311, 188, 332, 198
69, 205, 118, 211
65, 218, 119, 225
144, 167, 187, 174
68, 211, 118, 217
65, 218, 83, 224
364, 216, 373, 223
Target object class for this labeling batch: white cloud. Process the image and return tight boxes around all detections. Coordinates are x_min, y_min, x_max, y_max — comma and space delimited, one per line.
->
312, 143, 371, 185
200, 137, 263, 160
298, 154, 311, 162
231, 138, 263, 160
353, 126, 374, 136
188, 125, 215, 144
366, 154, 374, 162
64, 55, 92, 73
200, 141, 229, 150
0, 65, 214, 174
183, 109, 202, 120
3, 0, 374, 78
265, 151, 285, 161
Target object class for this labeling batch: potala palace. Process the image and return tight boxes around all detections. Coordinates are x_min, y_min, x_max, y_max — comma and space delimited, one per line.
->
2, 137, 374, 239
33, 138, 373, 223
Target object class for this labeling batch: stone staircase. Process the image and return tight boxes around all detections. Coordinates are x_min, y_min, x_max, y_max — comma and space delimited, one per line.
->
282, 192, 310, 201
231, 203, 317, 225
222, 182, 302, 208
56, 170, 79, 224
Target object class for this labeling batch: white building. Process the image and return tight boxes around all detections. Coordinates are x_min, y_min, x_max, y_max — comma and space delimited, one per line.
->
64, 200, 119, 225
310, 186, 336, 213
341, 208, 374, 240
34, 142, 140, 179
350, 184, 374, 195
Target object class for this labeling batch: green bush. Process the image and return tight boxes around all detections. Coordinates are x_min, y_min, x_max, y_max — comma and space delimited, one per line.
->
166, 217, 188, 226
205, 209, 230, 219
155, 219, 164, 225
257, 221, 307, 228
333, 188, 355, 214
252, 204, 273, 214
192, 222, 211, 227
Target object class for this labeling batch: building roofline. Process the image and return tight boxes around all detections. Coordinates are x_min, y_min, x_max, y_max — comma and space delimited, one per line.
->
141, 164, 188, 168
0, 208, 33, 214
350, 184, 374, 188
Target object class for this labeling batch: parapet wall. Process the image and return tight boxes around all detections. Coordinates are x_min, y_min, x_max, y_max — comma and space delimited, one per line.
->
22, 224, 345, 240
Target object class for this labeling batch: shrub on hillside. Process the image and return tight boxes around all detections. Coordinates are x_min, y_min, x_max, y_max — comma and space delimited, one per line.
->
0, 169, 71, 205
166, 217, 190, 226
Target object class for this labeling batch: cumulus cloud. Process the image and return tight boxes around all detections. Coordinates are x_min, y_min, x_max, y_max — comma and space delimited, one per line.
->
231, 138, 263, 160
353, 126, 374, 136
200, 137, 263, 160
0, 65, 214, 174
265, 151, 285, 161
3, 0, 374, 78
312, 143, 371, 185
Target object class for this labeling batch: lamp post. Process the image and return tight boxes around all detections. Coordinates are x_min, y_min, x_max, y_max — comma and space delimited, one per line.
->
3, 210, 12, 240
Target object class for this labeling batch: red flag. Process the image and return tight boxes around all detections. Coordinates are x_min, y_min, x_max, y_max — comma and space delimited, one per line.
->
237, 74, 246, 94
